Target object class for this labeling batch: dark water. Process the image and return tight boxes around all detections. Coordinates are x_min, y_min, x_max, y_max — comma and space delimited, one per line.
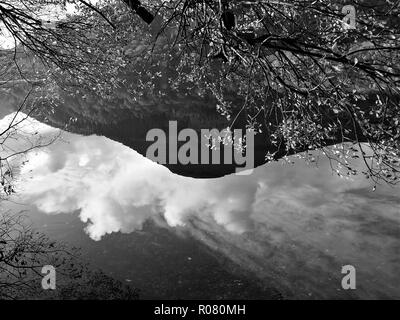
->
28, 209, 281, 300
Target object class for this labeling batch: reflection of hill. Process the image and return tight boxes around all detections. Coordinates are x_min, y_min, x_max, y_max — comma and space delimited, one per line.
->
0, 80, 386, 178
1, 40, 397, 178
0, 63, 270, 178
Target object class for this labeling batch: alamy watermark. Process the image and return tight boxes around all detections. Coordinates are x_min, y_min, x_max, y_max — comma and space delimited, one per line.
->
146, 121, 255, 175
341, 265, 356, 290
342, 5, 356, 30
41, 265, 56, 290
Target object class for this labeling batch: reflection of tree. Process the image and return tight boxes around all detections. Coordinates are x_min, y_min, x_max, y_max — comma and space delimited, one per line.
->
0, 89, 61, 201
0, 211, 82, 299
0, 209, 141, 299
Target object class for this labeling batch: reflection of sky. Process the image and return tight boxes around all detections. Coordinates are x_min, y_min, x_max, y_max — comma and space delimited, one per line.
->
3, 114, 400, 299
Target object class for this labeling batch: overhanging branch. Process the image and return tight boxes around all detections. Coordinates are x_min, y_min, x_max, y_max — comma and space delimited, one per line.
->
122, 0, 154, 25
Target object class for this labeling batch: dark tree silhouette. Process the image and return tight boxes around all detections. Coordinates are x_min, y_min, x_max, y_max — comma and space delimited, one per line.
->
123, 0, 154, 24
0, 209, 140, 299
144, 0, 400, 184
0, 210, 83, 299
0, 0, 399, 184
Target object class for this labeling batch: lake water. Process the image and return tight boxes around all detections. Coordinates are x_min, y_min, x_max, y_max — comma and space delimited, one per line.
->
2, 113, 400, 299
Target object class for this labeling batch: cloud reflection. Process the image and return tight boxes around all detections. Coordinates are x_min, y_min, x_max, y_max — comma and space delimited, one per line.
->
3, 113, 399, 299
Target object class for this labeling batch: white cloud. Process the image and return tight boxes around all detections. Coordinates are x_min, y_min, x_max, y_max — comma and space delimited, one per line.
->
3, 113, 396, 242
6, 115, 258, 239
